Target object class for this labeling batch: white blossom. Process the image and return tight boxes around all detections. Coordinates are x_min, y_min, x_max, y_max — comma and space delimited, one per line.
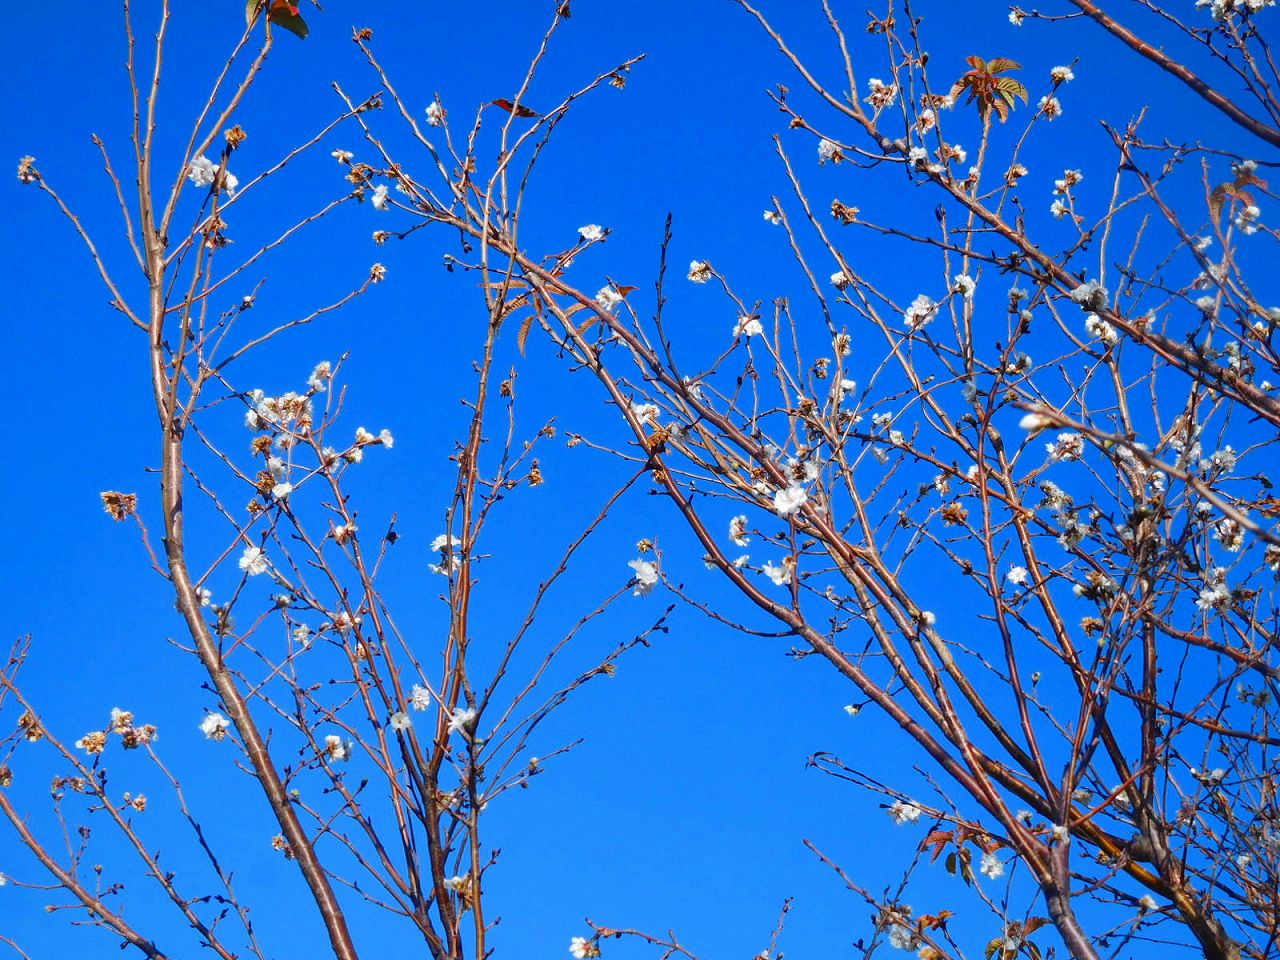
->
762, 560, 792, 586
688, 260, 713, 283
864, 77, 898, 109
1085, 313, 1118, 344
447, 707, 478, 734
187, 155, 238, 195
370, 184, 390, 211
425, 100, 445, 126
389, 711, 412, 732
1216, 518, 1245, 551
332, 610, 361, 634
409, 684, 433, 712
628, 557, 660, 596
429, 555, 461, 577
308, 360, 332, 392
324, 734, 352, 762
1235, 204, 1262, 234
1069, 280, 1108, 310
595, 285, 624, 312
888, 800, 924, 825
1050, 65, 1075, 83
631, 401, 660, 423
1209, 446, 1238, 472
979, 851, 1005, 879
817, 138, 843, 164
888, 925, 916, 950
952, 274, 976, 299
729, 515, 751, 547
1234, 157, 1259, 177
1054, 169, 1083, 193
903, 294, 938, 328
1007, 565, 1029, 586
578, 224, 604, 242
1046, 431, 1084, 462
239, 546, 268, 577
200, 713, 230, 741
1039, 95, 1063, 120
773, 484, 808, 517
735, 315, 764, 337
429, 534, 461, 577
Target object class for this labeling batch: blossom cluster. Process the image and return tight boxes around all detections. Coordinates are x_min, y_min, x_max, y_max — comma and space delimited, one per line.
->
187, 155, 239, 195
75, 707, 158, 755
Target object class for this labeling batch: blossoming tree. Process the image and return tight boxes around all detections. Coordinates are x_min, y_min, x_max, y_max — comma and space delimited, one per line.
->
4, 4, 668, 960
6, 2, 1280, 960
341, 1, 1280, 958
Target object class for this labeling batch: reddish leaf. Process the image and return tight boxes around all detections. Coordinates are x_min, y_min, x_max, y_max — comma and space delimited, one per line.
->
490, 99, 541, 118
517, 314, 536, 356
952, 55, 1026, 123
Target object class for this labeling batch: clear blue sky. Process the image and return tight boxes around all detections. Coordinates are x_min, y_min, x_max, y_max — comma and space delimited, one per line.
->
0, 2, 1260, 958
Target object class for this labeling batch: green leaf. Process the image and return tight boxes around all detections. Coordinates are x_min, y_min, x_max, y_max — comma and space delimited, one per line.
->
245, 0, 259, 26
269, 8, 309, 38
997, 77, 1029, 102
987, 57, 1023, 73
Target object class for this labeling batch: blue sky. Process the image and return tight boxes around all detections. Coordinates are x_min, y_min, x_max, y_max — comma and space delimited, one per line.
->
0, 2, 1264, 958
